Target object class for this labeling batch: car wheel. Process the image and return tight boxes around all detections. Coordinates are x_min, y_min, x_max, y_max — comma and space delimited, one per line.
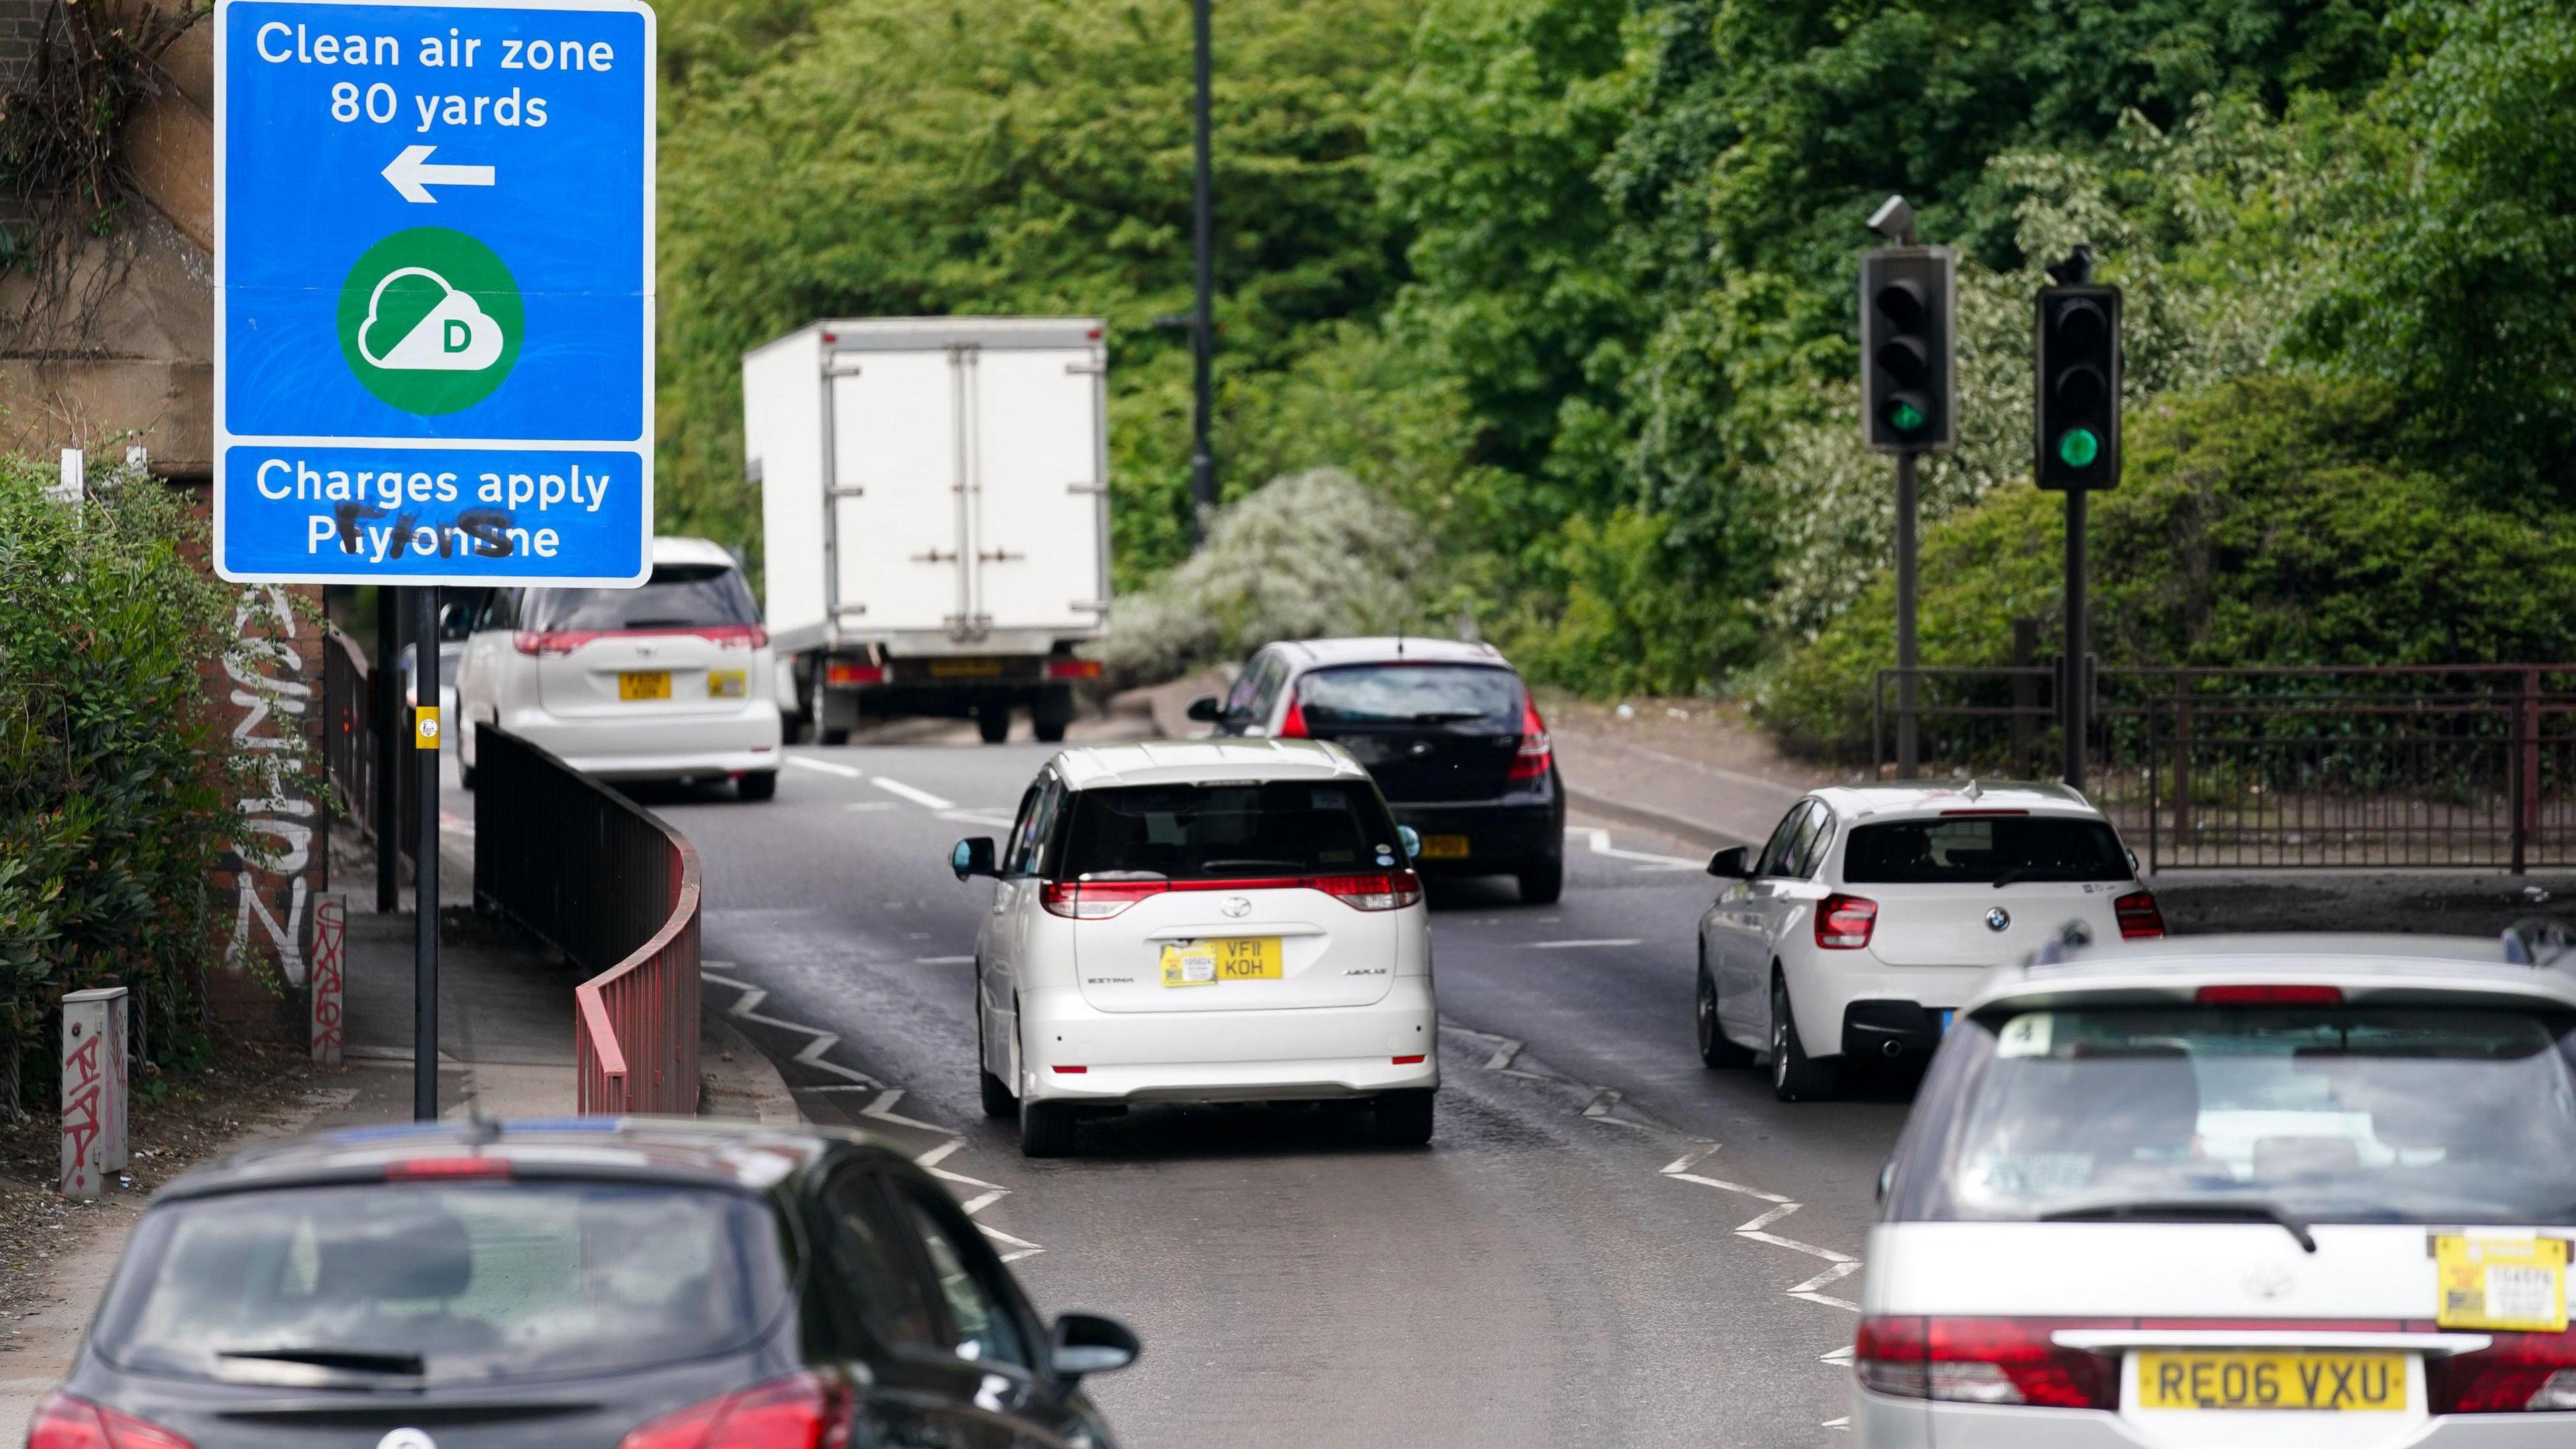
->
1516, 859, 1564, 905
1369, 1089, 1435, 1146
737, 771, 777, 802
1771, 975, 1838, 1102
1697, 961, 1754, 1068
1032, 717, 1067, 743
977, 707, 1012, 745
976, 1003, 1016, 1119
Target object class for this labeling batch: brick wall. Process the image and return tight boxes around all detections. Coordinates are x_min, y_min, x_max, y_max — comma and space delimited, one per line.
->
0, 0, 50, 231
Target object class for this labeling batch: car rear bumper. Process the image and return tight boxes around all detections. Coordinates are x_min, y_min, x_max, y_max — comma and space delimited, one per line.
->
490, 706, 782, 780
1389, 799, 1563, 873
1866, 1396, 2576, 1447
1016, 980, 1439, 1104
1788, 961, 1993, 1062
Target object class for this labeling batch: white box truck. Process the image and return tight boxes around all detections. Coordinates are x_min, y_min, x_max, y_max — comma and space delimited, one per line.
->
745, 317, 1111, 743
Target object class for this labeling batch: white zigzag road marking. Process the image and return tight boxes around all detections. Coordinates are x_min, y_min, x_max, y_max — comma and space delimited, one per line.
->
699, 965, 1044, 1263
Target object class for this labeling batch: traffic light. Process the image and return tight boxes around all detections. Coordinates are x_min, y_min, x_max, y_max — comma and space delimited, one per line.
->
2035, 284, 2121, 490
1860, 248, 1956, 453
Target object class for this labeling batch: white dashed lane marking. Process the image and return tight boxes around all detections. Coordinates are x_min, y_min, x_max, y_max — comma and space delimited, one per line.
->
1527, 938, 1646, 950
786, 755, 864, 778
1567, 826, 1702, 871
871, 776, 955, 810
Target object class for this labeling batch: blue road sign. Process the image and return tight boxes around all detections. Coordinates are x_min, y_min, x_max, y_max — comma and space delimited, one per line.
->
214, 0, 653, 585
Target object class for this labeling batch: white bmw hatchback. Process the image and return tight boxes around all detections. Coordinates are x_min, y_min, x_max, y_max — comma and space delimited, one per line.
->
1698, 782, 2163, 1100
453, 536, 784, 798
1858, 933, 2576, 1447
951, 739, 1438, 1157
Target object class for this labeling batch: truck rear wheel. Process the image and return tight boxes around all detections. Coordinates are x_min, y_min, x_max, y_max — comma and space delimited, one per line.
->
977, 706, 1012, 744
1032, 684, 1074, 743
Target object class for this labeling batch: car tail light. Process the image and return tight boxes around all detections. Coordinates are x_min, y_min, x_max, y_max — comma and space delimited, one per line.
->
1853, 1317, 2118, 1409
28, 1395, 195, 1449
616, 1375, 851, 1449
1277, 690, 1310, 738
2430, 1329, 2576, 1412
2113, 889, 2165, 940
1815, 893, 1878, 949
1040, 879, 1166, 919
2195, 983, 2343, 1006
1311, 871, 1424, 912
824, 661, 884, 686
384, 1156, 511, 1180
513, 629, 590, 656
1046, 658, 1104, 681
698, 625, 768, 651
1507, 695, 1553, 782
1393, 1054, 1426, 1065
515, 626, 766, 655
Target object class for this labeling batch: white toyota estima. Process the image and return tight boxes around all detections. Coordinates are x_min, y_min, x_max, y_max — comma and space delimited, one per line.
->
1859, 932, 2576, 1447
951, 739, 1438, 1157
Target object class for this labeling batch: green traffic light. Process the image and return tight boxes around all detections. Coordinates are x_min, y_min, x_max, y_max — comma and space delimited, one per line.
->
2057, 428, 2100, 468
1888, 400, 1926, 434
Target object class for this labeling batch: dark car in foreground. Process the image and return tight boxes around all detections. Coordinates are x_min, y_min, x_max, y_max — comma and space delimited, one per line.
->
1191, 638, 1566, 902
33, 1118, 1136, 1449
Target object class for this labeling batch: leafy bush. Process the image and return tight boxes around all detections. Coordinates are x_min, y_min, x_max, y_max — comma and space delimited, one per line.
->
0, 456, 264, 1085
1097, 468, 1440, 685
1750, 376, 2576, 753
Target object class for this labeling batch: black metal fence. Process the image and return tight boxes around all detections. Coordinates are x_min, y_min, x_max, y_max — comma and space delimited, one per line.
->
471, 725, 700, 1114
1872, 665, 2576, 873
321, 630, 376, 839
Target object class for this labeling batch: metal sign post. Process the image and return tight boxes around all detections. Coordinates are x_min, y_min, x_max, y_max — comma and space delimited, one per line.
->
214, 0, 657, 1118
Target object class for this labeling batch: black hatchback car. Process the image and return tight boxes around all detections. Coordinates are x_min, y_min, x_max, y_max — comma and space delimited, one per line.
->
1190, 637, 1566, 902
34, 1118, 1136, 1449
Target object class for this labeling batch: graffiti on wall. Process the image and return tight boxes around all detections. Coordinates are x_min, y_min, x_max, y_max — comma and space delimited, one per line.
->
225, 584, 317, 987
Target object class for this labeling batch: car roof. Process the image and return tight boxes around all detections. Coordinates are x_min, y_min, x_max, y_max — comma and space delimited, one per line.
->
1964, 932, 2576, 1017
154, 1116, 897, 1203
652, 535, 740, 569
1268, 637, 1514, 672
1050, 739, 1372, 791
1810, 780, 2101, 821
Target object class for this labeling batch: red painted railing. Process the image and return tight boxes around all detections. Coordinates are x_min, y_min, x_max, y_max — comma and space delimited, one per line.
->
472, 726, 701, 1115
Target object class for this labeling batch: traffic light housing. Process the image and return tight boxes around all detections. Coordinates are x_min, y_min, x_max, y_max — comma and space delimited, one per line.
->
2035, 284, 2121, 490
1860, 248, 1956, 454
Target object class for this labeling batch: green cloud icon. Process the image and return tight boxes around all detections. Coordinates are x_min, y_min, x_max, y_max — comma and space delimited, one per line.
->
337, 228, 523, 415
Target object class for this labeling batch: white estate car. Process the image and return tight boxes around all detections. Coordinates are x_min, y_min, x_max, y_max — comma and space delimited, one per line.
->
453, 536, 784, 798
951, 739, 1438, 1157
1857, 932, 2576, 1447
1697, 782, 2163, 1100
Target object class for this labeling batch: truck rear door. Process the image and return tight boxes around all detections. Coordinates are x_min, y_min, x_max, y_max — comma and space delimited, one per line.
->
828, 348, 965, 635
967, 341, 1107, 635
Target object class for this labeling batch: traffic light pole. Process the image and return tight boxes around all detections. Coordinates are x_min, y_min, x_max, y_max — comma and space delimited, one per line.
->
2063, 488, 2088, 792
1894, 451, 1920, 780
412, 586, 440, 1122
1187, 0, 1216, 541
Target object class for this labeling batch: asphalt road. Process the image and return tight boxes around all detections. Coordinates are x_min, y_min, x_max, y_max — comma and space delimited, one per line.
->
637, 740, 1913, 1449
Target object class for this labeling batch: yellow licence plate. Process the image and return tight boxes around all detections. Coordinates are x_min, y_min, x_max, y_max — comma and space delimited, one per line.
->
2134, 1351, 2408, 1413
619, 670, 671, 701
1420, 834, 1470, 860
1159, 938, 1282, 987
708, 669, 747, 699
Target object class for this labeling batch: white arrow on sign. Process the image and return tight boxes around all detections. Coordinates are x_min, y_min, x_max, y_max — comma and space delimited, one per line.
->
382, 145, 496, 204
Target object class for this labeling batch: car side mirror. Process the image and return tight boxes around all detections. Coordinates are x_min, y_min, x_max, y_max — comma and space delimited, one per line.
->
1876, 1156, 1896, 1205
950, 837, 998, 880
1707, 846, 1752, 879
1049, 1311, 1139, 1381
1186, 696, 1224, 722
2127, 848, 2141, 875
1399, 825, 1421, 861
439, 603, 476, 641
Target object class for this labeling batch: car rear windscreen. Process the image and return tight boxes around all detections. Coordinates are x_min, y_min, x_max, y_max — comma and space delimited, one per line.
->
525, 564, 757, 631
1055, 782, 1404, 880
1843, 814, 2129, 884
1892, 1006, 2576, 1226
93, 1181, 787, 1385
1295, 665, 1522, 729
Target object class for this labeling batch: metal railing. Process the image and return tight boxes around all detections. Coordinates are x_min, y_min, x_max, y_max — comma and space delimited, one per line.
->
1870, 664, 2576, 872
321, 630, 376, 837
470, 726, 701, 1114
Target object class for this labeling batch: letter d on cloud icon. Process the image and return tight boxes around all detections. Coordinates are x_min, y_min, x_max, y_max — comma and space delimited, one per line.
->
336, 227, 523, 415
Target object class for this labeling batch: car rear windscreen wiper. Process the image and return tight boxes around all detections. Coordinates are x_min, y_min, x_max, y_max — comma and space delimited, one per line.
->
218, 1348, 428, 1375
2039, 1197, 2317, 1252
